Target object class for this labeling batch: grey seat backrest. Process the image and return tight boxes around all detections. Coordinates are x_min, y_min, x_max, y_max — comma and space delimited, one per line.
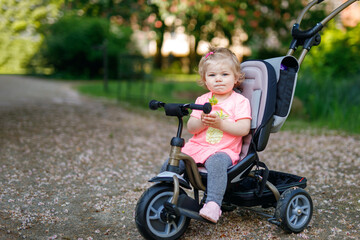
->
238, 56, 299, 160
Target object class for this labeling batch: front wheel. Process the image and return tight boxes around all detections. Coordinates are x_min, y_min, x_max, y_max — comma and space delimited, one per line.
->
275, 187, 313, 233
135, 184, 190, 240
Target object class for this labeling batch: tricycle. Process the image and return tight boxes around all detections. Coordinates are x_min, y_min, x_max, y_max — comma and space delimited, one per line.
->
134, 0, 358, 239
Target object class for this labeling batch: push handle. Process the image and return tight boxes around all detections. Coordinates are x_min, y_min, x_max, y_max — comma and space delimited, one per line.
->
292, 0, 357, 39
291, 23, 323, 39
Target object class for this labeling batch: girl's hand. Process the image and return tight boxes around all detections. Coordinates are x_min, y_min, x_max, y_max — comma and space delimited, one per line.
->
200, 113, 251, 137
201, 113, 221, 128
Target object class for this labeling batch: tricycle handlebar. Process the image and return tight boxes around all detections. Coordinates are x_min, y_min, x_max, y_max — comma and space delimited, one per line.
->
185, 103, 212, 114
149, 100, 212, 117
149, 100, 165, 110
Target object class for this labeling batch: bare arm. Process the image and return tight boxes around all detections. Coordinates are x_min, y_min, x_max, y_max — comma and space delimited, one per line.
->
201, 113, 251, 137
187, 116, 207, 134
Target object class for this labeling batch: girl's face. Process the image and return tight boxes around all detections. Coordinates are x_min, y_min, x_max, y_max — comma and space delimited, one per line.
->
204, 61, 237, 97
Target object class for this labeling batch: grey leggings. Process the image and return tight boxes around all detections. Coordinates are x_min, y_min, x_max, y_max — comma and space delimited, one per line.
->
160, 152, 232, 206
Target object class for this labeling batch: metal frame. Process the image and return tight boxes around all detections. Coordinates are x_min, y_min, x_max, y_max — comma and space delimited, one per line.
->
287, 0, 359, 65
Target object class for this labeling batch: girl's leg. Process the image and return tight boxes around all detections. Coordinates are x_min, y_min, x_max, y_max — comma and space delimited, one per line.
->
204, 152, 232, 206
199, 152, 232, 223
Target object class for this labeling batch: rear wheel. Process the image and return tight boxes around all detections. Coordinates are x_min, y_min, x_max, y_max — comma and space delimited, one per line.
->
135, 184, 190, 240
275, 187, 313, 233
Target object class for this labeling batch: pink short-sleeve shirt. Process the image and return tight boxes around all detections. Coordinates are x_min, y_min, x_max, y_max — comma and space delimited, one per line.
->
181, 91, 251, 165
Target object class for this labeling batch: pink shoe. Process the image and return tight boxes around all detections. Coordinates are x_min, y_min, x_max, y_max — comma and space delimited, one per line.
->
199, 201, 222, 223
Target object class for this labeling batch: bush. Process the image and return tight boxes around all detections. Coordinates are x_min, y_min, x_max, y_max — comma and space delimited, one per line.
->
295, 23, 360, 133
28, 16, 132, 79
302, 23, 360, 80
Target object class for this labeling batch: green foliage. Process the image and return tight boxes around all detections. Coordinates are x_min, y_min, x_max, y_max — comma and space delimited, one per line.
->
151, 0, 326, 56
63, 0, 149, 21
295, 23, 360, 133
0, 0, 62, 73
295, 75, 360, 133
28, 16, 132, 78
0, 33, 41, 74
303, 23, 360, 80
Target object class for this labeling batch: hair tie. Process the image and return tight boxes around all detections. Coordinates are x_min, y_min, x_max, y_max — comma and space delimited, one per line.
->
205, 51, 214, 59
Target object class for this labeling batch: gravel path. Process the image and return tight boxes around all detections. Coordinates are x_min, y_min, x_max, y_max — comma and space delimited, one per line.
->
0, 75, 359, 240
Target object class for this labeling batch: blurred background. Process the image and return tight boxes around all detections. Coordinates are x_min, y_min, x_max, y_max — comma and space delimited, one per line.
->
0, 0, 359, 133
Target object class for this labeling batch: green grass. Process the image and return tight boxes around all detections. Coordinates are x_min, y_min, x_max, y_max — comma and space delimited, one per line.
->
76, 78, 359, 135
76, 79, 207, 108
295, 74, 360, 135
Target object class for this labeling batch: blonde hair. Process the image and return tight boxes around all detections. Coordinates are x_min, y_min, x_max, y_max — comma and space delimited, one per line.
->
198, 47, 245, 89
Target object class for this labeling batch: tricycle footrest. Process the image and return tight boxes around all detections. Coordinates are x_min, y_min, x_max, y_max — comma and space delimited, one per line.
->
165, 194, 215, 224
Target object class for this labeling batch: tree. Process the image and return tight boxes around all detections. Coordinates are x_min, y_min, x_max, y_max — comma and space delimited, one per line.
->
149, 0, 327, 70
0, 0, 62, 73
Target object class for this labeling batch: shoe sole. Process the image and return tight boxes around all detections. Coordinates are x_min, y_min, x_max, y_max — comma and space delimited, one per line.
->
199, 212, 218, 223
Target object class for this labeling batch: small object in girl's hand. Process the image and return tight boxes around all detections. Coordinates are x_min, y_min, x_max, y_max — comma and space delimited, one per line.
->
280, 64, 288, 70
208, 95, 218, 106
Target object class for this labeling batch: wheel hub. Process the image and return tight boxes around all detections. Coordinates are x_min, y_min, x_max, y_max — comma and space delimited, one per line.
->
293, 207, 302, 216
160, 204, 178, 223
159, 207, 168, 223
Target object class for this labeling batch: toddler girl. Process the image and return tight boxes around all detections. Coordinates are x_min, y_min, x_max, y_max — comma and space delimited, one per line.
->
181, 47, 251, 223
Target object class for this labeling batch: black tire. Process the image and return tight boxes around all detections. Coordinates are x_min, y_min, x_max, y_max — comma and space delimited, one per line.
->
275, 187, 313, 233
135, 184, 190, 240
221, 201, 237, 212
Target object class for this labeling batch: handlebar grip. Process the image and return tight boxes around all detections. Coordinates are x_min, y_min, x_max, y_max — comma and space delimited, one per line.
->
189, 102, 212, 114
149, 100, 164, 110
